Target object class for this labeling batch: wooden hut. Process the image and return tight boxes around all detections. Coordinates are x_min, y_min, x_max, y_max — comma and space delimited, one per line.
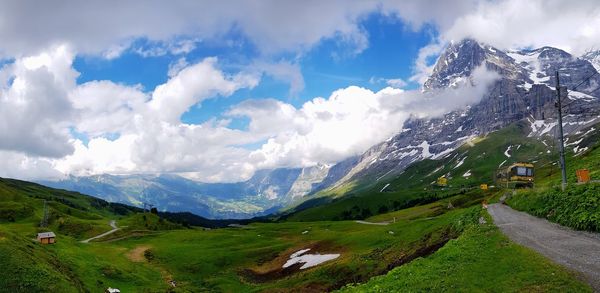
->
37, 232, 56, 244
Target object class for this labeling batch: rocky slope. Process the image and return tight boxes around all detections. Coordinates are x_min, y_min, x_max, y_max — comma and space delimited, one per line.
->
330, 39, 600, 186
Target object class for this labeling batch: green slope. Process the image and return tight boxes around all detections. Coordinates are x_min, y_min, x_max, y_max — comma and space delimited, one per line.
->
338, 212, 591, 293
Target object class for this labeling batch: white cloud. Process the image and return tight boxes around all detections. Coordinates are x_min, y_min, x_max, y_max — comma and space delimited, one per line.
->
442, 0, 600, 55
243, 65, 499, 171
69, 81, 148, 136
369, 77, 408, 88
147, 57, 260, 123
0, 1, 380, 58
251, 61, 305, 96
0, 45, 76, 157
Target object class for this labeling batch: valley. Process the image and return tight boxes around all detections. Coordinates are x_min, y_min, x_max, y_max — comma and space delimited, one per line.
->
2, 38, 600, 292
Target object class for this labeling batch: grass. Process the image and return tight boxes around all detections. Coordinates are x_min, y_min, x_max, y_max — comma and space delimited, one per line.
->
337, 211, 592, 293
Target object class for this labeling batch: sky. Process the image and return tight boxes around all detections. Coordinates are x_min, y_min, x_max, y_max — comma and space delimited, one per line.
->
1, 0, 600, 182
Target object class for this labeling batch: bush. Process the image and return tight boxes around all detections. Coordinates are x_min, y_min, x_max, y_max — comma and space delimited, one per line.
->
508, 184, 600, 232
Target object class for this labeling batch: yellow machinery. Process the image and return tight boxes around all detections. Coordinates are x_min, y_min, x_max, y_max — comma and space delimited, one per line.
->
436, 175, 448, 187
496, 162, 534, 188
480, 184, 488, 190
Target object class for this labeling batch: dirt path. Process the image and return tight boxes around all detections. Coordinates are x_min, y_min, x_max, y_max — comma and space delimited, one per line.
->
488, 204, 600, 291
354, 220, 389, 226
127, 245, 152, 262
81, 220, 120, 243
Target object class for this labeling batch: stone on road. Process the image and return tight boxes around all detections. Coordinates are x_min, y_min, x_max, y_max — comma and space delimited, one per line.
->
488, 204, 600, 291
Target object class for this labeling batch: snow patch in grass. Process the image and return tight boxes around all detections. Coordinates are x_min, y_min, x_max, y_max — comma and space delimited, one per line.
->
454, 156, 467, 169
463, 170, 472, 177
283, 249, 340, 270
504, 145, 512, 158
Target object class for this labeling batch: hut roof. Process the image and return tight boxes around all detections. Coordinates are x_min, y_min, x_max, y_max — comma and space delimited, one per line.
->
37, 232, 56, 238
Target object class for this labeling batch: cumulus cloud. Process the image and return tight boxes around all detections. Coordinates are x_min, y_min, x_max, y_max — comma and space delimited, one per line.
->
243, 65, 499, 171
442, 0, 600, 55
0, 0, 379, 58
0, 45, 76, 157
148, 57, 259, 123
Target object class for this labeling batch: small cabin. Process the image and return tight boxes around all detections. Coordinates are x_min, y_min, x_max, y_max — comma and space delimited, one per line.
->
37, 232, 56, 244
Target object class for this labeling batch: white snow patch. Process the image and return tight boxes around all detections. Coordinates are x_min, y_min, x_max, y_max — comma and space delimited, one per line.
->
290, 249, 311, 258
568, 90, 596, 101
427, 165, 445, 177
566, 138, 583, 147
529, 120, 557, 136
580, 127, 596, 137
283, 249, 340, 270
419, 141, 432, 158
380, 183, 390, 193
455, 126, 463, 133
463, 170, 472, 177
454, 156, 467, 169
498, 160, 507, 167
504, 145, 512, 158
574, 147, 588, 155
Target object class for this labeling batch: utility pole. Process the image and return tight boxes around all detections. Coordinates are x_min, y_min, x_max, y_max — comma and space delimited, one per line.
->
555, 71, 567, 191
40, 200, 48, 227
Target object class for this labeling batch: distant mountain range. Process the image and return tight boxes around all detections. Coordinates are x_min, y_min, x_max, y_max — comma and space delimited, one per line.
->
39, 39, 600, 219
39, 164, 332, 219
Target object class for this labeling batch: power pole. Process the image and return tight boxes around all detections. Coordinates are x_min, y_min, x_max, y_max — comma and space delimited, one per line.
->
40, 200, 48, 227
555, 71, 567, 191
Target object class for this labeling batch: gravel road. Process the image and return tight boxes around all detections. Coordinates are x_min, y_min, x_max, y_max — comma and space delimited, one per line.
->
81, 220, 120, 243
488, 204, 600, 291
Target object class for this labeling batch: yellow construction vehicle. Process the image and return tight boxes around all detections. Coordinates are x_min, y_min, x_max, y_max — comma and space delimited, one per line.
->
436, 175, 448, 187
496, 162, 534, 188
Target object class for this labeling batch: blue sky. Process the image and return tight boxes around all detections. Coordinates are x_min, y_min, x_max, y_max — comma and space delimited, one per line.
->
73, 12, 437, 130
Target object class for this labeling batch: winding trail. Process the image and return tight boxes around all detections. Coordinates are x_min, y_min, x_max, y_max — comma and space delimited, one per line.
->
488, 204, 600, 291
81, 220, 120, 243
354, 220, 389, 226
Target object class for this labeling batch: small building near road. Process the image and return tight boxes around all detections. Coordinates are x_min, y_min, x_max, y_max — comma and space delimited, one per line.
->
37, 232, 56, 244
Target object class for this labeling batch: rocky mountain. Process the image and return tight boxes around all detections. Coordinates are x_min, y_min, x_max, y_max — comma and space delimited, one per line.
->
39, 39, 600, 219
328, 39, 600, 186
582, 50, 600, 72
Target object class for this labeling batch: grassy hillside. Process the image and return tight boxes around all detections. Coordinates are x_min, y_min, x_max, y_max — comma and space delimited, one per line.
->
3, 173, 586, 292
338, 211, 592, 293
0, 176, 489, 291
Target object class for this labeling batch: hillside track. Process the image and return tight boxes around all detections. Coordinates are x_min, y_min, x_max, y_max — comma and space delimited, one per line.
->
488, 204, 600, 291
81, 220, 120, 243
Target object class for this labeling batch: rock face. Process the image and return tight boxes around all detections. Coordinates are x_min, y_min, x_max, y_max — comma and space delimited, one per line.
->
330, 39, 600, 185
581, 50, 600, 72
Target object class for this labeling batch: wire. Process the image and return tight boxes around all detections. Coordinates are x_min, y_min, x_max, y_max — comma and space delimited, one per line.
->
570, 71, 598, 92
